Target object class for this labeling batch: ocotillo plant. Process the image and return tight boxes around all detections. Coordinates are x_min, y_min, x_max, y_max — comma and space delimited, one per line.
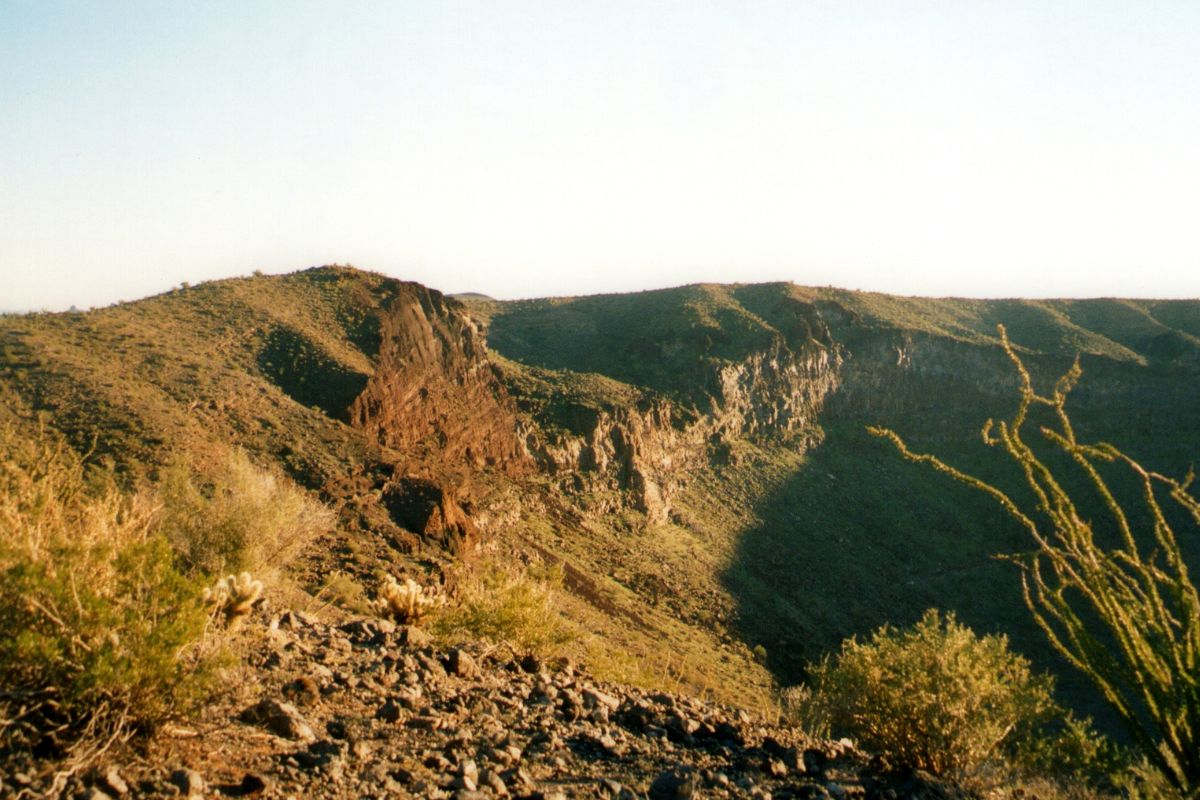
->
870, 325, 1200, 795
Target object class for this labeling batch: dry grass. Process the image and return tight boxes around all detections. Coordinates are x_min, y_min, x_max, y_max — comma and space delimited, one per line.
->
157, 448, 336, 579
0, 422, 213, 782
431, 558, 576, 656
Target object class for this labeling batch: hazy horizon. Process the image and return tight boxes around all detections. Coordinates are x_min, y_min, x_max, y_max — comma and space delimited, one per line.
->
6, 263, 1200, 317
4, 2, 1199, 311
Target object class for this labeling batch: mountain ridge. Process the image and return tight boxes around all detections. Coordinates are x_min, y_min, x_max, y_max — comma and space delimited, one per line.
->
2, 265, 1198, 735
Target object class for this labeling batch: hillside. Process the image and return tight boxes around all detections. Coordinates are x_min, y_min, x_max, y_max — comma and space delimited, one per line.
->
465, 282, 1200, 724
3, 266, 1199, 795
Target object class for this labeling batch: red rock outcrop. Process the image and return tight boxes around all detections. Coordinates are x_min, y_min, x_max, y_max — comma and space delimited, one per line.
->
349, 285, 529, 477
380, 476, 477, 553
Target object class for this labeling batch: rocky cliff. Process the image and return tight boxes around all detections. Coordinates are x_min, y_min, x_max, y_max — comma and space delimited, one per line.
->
349, 285, 529, 477
475, 288, 846, 525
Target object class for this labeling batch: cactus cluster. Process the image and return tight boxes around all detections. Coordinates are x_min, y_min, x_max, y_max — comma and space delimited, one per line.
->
203, 571, 264, 625
373, 575, 440, 624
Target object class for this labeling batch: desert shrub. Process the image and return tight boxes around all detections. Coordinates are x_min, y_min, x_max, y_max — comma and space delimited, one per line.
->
158, 449, 335, 577
804, 609, 1054, 777
0, 423, 212, 761
780, 683, 831, 738
1007, 708, 1122, 783
315, 570, 374, 616
872, 325, 1200, 794
431, 559, 575, 654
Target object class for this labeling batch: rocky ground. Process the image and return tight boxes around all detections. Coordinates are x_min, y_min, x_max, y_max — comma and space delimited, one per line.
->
3, 606, 970, 800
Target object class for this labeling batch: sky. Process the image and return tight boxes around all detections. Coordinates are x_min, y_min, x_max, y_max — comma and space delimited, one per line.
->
2, 1, 1199, 311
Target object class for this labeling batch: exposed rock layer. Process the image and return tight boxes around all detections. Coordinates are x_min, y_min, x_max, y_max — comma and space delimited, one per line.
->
349, 285, 530, 478
517, 338, 841, 524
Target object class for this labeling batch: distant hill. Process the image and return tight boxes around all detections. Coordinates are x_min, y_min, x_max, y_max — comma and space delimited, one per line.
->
4, 266, 1198, 729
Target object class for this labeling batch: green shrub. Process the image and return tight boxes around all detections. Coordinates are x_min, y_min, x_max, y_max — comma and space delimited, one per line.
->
157, 449, 335, 577
315, 570, 374, 616
431, 559, 575, 654
872, 325, 1200, 794
803, 609, 1054, 776
1009, 710, 1121, 784
0, 423, 212, 755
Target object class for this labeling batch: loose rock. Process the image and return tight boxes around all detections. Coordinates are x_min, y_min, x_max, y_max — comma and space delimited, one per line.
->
240, 698, 317, 742
168, 768, 205, 798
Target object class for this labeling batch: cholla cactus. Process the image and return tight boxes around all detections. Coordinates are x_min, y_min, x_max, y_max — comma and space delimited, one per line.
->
374, 575, 440, 624
203, 571, 264, 626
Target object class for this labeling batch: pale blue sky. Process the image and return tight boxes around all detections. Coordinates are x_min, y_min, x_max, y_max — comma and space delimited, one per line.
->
2, 1, 1198, 310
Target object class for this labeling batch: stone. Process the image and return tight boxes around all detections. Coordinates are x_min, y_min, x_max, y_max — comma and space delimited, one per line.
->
78, 789, 112, 800
240, 698, 316, 742
168, 769, 205, 798
283, 676, 321, 706
235, 772, 269, 795
97, 766, 129, 796
649, 768, 698, 800
376, 698, 403, 723
446, 648, 479, 678
399, 625, 433, 648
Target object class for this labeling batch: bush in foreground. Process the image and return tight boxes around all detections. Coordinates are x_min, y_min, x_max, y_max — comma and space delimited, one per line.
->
802, 609, 1055, 777
872, 325, 1200, 794
0, 424, 212, 761
157, 448, 335, 577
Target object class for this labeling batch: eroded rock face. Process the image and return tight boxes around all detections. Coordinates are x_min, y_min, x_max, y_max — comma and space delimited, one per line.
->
349, 286, 530, 476
524, 338, 842, 525
380, 476, 477, 552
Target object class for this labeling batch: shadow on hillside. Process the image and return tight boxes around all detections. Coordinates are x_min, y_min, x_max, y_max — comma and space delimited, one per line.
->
719, 417, 1145, 734
720, 423, 1039, 681
257, 327, 369, 421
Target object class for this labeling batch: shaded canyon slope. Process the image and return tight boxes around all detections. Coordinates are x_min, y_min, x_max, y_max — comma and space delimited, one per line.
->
465, 282, 1200, 723
3, 266, 1199, 722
